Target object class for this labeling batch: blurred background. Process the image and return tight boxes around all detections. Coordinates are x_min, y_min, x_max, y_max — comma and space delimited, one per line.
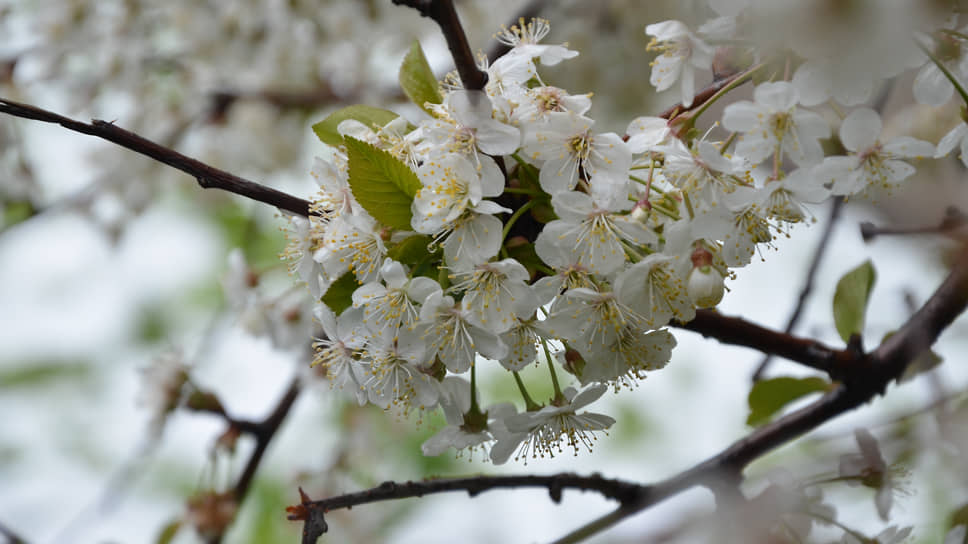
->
2, 1, 968, 542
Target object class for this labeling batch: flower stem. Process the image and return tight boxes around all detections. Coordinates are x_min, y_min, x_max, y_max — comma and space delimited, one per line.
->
541, 339, 564, 402
469, 361, 480, 414
917, 40, 968, 108
512, 371, 541, 411
687, 62, 767, 125
502, 200, 537, 243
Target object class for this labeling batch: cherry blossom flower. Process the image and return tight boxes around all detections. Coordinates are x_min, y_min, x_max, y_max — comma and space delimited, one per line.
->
838, 428, 909, 521
418, 290, 508, 373
315, 211, 386, 284
722, 81, 830, 167
362, 334, 440, 415
312, 305, 368, 405
534, 191, 655, 276
351, 259, 439, 341
935, 120, 968, 168
522, 112, 631, 200
450, 258, 539, 334
913, 28, 968, 106
493, 17, 578, 68
815, 108, 933, 196
615, 253, 695, 328
645, 20, 715, 107
490, 384, 615, 464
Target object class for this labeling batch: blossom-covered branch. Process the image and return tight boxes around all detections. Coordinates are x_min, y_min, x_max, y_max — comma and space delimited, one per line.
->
555, 245, 968, 542
0, 97, 312, 217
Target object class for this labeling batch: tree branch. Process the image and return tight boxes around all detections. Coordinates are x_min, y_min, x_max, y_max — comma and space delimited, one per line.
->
0, 519, 28, 544
287, 473, 646, 544
289, 243, 968, 543
0, 97, 312, 217
860, 206, 968, 242
392, 0, 487, 90
204, 377, 302, 544
752, 198, 844, 381
675, 309, 852, 379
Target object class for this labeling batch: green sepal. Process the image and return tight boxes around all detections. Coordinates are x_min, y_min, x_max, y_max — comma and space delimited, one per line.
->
746, 376, 832, 426
312, 105, 400, 146
399, 40, 443, 115
832, 260, 877, 343
344, 136, 421, 231
321, 271, 359, 315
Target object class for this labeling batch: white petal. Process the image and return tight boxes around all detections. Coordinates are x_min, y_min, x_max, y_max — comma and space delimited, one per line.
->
840, 108, 881, 152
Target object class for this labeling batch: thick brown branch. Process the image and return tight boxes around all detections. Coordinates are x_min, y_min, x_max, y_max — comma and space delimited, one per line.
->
288, 473, 646, 543
675, 309, 851, 378
392, 0, 487, 90
0, 97, 312, 217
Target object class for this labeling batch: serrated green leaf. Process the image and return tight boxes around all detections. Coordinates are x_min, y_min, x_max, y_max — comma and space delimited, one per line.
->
747, 376, 832, 426
345, 136, 421, 231
387, 234, 434, 265
833, 260, 877, 343
312, 105, 400, 147
321, 272, 359, 315
399, 40, 442, 115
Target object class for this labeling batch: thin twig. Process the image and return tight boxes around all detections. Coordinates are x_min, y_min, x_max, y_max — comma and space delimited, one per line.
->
0, 520, 27, 544
205, 377, 301, 544
287, 473, 646, 543
752, 198, 844, 381
861, 206, 968, 242
0, 97, 312, 217
392, 0, 487, 90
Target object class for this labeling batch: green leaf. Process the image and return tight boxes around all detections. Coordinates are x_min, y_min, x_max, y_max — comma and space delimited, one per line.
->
747, 376, 832, 426
399, 40, 442, 115
155, 519, 182, 544
833, 260, 877, 343
344, 136, 421, 231
312, 105, 400, 147
387, 234, 434, 265
0, 361, 92, 389
321, 272, 359, 315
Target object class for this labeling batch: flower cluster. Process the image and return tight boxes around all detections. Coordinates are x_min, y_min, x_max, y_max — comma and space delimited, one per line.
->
285, 2, 962, 464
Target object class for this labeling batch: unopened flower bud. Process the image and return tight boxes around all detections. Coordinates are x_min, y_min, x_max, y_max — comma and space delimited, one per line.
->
688, 265, 724, 308
630, 205, 649, 225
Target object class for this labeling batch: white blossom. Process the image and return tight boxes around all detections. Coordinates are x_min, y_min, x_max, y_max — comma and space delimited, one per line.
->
645, 20, 715, 107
